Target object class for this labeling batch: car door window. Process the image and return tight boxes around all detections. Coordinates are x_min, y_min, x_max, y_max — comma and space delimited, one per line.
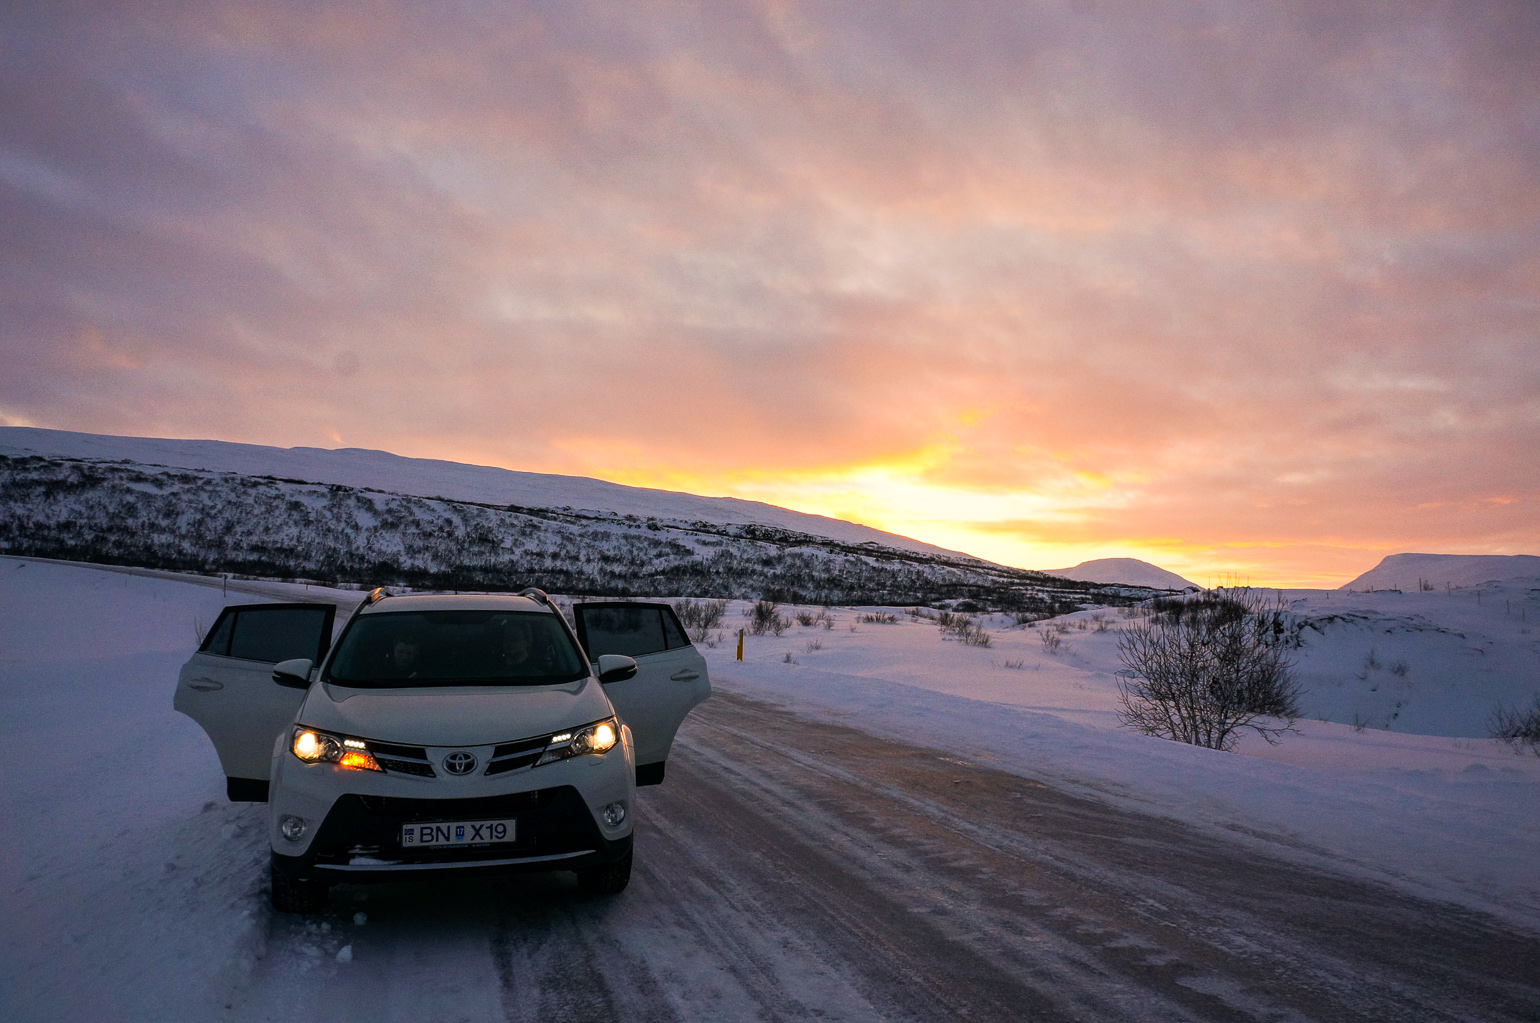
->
661, 610, 689, 650
579, 606, 668, 659
201, 611, 236, 655
228, 606, 331, 663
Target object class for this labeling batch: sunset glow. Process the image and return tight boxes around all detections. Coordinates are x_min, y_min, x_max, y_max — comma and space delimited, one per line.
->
2, 2, 1536, 586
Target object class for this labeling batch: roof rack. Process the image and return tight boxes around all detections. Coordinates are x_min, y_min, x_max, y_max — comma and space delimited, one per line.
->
364, 587, 394, 605
517, 587, 554, 607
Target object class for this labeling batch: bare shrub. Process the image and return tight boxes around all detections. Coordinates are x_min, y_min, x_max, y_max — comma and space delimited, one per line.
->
192, 616, 208, 646
937, 611, 990, 646
805, 639, 822, 652
1490, 697, 1540, 757
1003, 658, 1025, 669
783, 651, 795, 664
1011, 611, 1039, 627
1039, 628, 1062, 654
859, 612, 899, 624
796, 611, 818, 627
749, 599, 787, 636
673, 598, 728, 642
823, 616, 835, 630
1115, 588, 1301, 750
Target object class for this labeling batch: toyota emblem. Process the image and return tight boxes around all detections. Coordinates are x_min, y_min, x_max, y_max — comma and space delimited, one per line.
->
443, 751, 478, 775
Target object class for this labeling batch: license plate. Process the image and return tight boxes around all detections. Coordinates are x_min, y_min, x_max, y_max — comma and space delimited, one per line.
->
401, 819, 516, 848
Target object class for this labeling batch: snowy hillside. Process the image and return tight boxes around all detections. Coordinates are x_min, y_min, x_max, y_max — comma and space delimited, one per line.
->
1046, 557, 1195, 590
0, 452, 1132, 612
1342, 553, 1540, 592
0, 427, 963, 560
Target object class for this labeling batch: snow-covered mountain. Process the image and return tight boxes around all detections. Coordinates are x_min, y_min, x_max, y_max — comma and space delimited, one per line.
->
0, 427, 962, 560
1340, 553, 1540, 592
1045, 558, 1195, 590
0, 433, 1147, 611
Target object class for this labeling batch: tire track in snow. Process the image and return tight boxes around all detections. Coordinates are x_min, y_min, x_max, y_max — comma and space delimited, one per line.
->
228, 689, 1539, 1021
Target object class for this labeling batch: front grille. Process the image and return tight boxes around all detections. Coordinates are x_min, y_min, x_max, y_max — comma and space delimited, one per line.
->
368, 740, 430, 759
377, 756, 435, 777
485, 753, 541, 776
492, 737, 546, 758
365, 740, 436, 778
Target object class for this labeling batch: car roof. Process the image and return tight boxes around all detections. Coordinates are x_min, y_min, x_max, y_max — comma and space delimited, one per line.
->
357, 593, 553, 615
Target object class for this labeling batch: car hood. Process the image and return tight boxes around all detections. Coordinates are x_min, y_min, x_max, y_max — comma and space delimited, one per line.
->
299, 676, 613, 746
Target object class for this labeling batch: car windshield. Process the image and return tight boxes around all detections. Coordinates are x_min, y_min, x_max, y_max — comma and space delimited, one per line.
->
324, 610, 587, 687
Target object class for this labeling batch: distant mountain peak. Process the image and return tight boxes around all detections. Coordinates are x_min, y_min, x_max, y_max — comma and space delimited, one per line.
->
1340, 553, 1540, 591
1043, 558, 1196, 590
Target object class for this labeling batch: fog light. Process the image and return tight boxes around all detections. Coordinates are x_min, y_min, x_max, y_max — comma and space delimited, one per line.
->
602, 801, 626, 827
279, 815, 307, 841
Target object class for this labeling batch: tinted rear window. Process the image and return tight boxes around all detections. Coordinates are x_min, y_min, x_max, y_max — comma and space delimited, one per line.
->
324, 610, 586, 687
581, 606, 668, 658
226, 607, 330, 663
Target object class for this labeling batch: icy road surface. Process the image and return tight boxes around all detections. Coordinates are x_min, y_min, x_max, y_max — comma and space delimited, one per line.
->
3, 558, 1539, 1020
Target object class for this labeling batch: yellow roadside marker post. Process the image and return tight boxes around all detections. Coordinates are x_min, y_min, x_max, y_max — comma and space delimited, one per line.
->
736, 628, 744, 661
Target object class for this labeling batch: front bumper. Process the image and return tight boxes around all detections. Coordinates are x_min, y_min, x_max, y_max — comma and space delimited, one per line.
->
272, 785, 632, 882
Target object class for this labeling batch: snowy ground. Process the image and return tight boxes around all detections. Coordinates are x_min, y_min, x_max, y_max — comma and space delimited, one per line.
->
3, 558, 1538, 1020
704, 590, 1540, 927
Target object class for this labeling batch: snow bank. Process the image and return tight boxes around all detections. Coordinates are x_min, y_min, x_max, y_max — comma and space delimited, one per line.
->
0, 559, 358, 1021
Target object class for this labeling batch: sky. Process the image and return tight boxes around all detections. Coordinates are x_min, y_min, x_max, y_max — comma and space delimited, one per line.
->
2, 1, 1537, 587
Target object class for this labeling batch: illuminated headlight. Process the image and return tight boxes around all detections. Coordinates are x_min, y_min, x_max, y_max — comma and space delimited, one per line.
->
291, 727, 381, 771
536, 719, 619, 766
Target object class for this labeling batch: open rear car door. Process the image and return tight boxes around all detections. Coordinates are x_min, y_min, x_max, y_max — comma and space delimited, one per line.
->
574, 602, 711, 785
174, 602, 336, 801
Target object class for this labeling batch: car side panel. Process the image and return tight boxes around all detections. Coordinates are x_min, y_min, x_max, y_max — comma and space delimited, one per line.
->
173, 603, 335, 783
599, 643, 710, 767
176, 651, 310, 780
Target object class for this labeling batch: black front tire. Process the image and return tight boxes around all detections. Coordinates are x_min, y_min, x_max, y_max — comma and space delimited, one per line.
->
576, 850, 632, 896
270, 861, 329, 914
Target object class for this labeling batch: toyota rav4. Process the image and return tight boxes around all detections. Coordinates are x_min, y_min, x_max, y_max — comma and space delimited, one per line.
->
174, 588, 710, 912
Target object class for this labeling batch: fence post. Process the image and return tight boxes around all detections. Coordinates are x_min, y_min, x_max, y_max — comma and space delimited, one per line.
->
736, 628, 744, 661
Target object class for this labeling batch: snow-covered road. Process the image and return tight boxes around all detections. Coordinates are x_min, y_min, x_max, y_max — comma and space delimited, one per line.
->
4, 558, 1539, 1020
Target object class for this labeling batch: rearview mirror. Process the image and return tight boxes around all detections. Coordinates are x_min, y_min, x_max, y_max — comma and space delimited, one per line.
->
272, 658, 314, 689
596, 654, 638, 684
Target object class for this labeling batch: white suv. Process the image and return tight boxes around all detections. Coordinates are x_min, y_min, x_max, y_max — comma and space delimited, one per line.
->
174, 588, 710, 912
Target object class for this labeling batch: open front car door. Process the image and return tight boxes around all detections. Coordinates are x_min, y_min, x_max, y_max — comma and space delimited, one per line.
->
174, 602, 337, 801
575, 601, 711, 785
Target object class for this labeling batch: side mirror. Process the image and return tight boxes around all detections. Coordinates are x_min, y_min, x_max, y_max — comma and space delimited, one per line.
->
272, 658, 314, 689
596, 654, 638, 684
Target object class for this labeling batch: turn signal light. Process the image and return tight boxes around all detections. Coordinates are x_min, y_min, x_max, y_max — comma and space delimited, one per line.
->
339, 750, 380, 771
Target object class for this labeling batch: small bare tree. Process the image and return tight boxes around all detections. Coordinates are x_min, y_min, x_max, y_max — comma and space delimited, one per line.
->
1116, 589, 1300, 750
749, 599, 786, 636
1490, 697, 1540, 757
